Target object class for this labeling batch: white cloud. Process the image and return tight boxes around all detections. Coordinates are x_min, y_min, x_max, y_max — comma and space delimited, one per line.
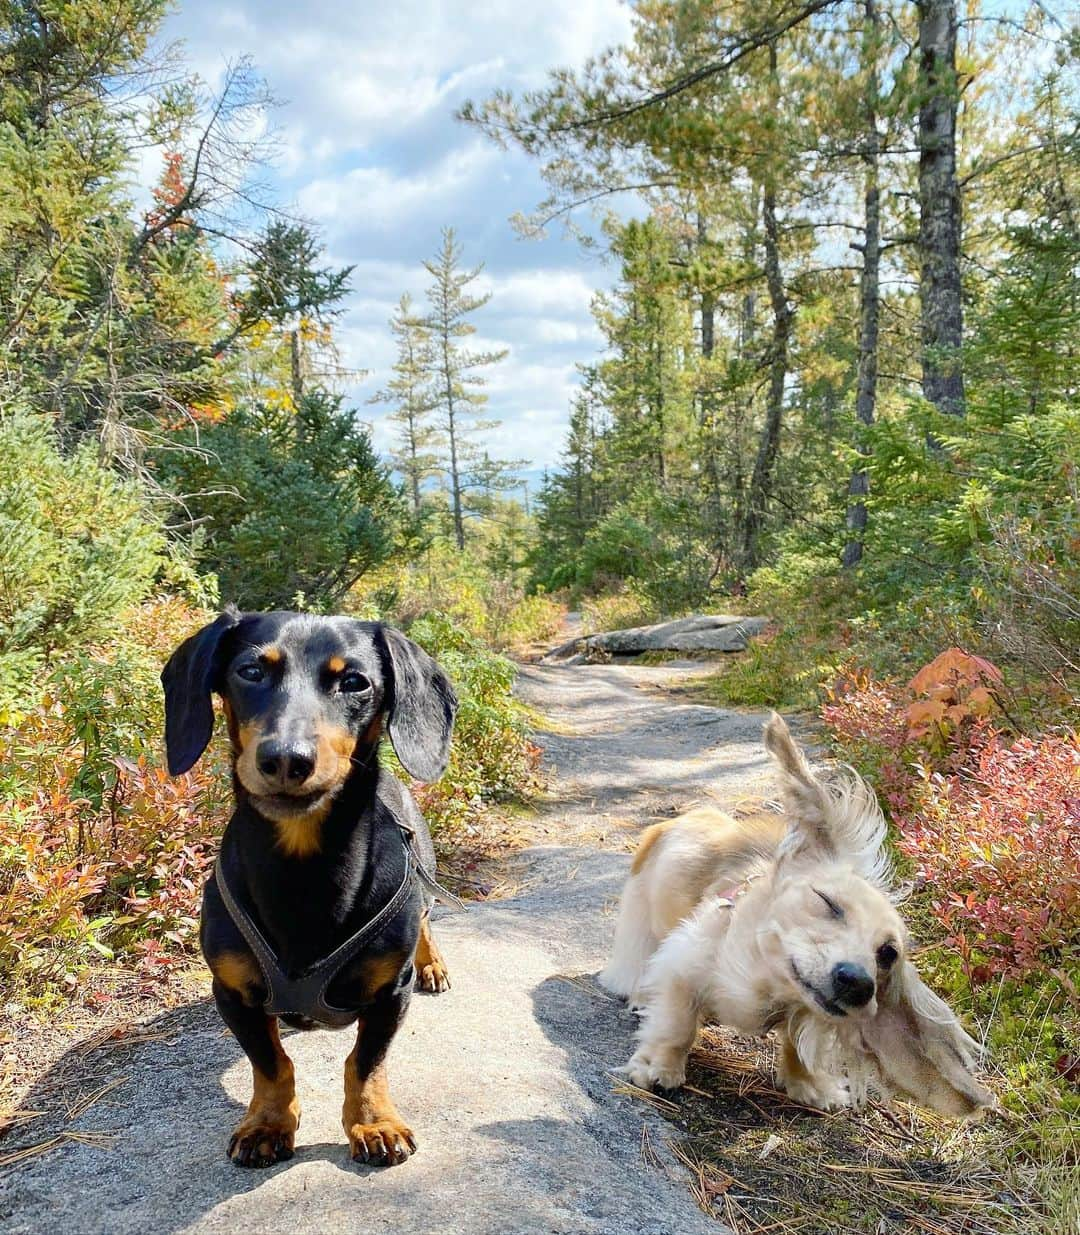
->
297, 142, 499, 234
168, 1, 632, 170
161, 0, 632, 467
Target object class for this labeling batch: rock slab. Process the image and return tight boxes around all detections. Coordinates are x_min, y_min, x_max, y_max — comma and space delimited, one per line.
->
546, 613, 770, 660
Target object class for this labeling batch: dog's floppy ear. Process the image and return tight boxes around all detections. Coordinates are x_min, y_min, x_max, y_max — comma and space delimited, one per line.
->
765, 712, 835, 860
766, 712, 889, 883
858, 960, 994, 1117
161, 607, 241, 776
380, 626, 457, 782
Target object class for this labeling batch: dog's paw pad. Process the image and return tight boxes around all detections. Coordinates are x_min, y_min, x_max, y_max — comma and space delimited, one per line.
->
347, 1118, 417, 1166
228, 1117, 298, 1168
417, 961, 451, 993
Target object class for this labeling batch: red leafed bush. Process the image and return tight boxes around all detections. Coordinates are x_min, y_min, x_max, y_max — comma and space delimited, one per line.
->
0, 741, 229, 995
823, 658, 1080, 981
903, 730, 1080, 979
0, 596, 232, 998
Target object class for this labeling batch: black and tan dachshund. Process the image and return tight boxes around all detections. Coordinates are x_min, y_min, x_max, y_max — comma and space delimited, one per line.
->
161, 608, 458, 1168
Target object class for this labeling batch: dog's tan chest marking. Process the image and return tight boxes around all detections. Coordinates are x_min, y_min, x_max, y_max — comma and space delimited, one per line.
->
355, 950, 410, 999
273, 810, 329, 857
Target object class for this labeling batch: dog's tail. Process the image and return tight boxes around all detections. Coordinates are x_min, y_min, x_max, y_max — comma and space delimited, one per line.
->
599, 829, 665, 1000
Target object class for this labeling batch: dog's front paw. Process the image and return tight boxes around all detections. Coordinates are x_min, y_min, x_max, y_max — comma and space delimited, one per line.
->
781, 1073, 850, 1111
347, 1117, 417, 1166
417, 958, 450, 993
228, 1105, 300, 1168
627, 990, 649, 1017
622, 1048, 687, 1093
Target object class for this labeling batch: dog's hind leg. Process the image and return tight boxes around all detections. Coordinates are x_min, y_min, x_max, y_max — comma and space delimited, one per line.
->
343, 984, 416, 1166
414, 913, 450, 993
213, 979, 301, 1168
599, 871, 657, 1008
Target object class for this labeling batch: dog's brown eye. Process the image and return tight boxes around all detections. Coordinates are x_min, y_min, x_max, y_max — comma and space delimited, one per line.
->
339, 670, 371, 694
236, 663, 264, 683
876, 942, 899, 968
815, 890, 844, 919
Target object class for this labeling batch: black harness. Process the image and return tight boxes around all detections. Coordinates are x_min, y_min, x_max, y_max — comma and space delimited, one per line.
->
214, 827, 462, 1028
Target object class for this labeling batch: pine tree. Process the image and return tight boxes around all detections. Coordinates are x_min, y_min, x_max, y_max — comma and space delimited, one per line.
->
421, 227, 510, 550
370, 294, 441, 514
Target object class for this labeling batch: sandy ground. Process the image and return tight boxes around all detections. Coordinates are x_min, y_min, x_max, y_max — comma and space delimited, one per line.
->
0, 659, 780, 1235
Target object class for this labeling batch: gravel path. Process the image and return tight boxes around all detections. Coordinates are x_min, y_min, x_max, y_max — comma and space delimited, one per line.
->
1, 661, 777, 1235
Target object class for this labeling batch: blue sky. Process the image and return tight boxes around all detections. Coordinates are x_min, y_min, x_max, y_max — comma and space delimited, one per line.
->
156, 0, 635, 470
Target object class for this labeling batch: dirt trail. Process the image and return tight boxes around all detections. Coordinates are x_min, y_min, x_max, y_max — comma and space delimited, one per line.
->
1, 660, 778, 1235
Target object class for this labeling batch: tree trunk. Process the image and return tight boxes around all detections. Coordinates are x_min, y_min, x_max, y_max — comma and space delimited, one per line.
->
406, 410, 422, 515
696, 211, 727, 563
698, 214, 715, 360
442, 333, 465, 550
917, 0, 964, 418
843, 0, 882, 569
740, 134, 792, 572
290, 328, 304, 405
654, 338, 666, 485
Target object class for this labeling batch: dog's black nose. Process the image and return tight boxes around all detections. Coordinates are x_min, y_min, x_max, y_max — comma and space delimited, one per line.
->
256, 740, 316, 786
831, 963, 875, 1008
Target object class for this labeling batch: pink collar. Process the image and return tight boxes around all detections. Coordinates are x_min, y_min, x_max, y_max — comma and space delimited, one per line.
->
715, 873, 760, 909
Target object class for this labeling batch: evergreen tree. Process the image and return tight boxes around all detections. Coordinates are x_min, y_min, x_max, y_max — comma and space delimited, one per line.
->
158, 390, 401, 609
370, 294, 441, 514
421, 227, 510, 550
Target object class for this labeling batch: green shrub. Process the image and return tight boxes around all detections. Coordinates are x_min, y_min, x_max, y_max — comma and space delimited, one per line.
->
401, 612, 539, 834
351, 540, 565, 651
572, 492, 718, 613
158, 392, 402, 610
580, 584, 661, 633
496, 590, 564, 649
0, 408, 164, 709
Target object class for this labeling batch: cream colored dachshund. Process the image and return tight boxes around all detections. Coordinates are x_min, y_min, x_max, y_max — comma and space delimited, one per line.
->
601, 714, 992, 1117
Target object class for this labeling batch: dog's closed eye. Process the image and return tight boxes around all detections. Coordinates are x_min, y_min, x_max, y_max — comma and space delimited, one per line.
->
814, 889, 844, 919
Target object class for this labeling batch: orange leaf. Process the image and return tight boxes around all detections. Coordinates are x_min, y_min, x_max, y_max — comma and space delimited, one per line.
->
905, 699, 948, 730
908, 647, 1003, 696
966, 685, 998, 715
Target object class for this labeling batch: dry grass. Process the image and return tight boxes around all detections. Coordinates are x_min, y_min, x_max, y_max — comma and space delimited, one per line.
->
613, 1025, 1046, 1235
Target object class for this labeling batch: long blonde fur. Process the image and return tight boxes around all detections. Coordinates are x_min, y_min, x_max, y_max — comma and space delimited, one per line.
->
602, 713, 992, 1117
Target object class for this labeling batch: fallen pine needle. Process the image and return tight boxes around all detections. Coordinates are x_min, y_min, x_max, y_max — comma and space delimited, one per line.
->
0, 1136, 64, 1169
78, 1025, 172, 1056
64, 1130, 117, 1149
552, 973, 617, 1001
608, 1074, 680, 1112
0, 1128, 117, 1170
66, 1076, 128, 1121
640, 1123, 664, 1170
0, 1110, 46, 1134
